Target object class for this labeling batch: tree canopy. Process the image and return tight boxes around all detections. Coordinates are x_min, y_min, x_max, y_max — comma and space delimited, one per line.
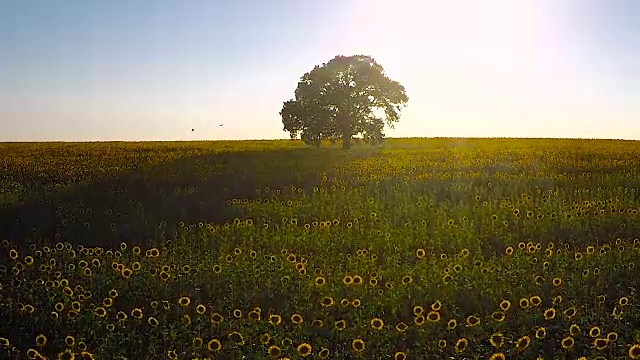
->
280, 55, 408, 149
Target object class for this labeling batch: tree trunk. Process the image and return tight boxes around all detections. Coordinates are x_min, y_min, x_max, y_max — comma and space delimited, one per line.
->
337, 112, 352, 150
342, 132, 351, 149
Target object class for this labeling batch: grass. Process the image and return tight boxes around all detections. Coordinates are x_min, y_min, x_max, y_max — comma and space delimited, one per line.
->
1, 137, 640, 359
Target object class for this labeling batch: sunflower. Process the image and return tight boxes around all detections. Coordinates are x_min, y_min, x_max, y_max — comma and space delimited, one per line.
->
395, 322, 408, 332
402, 275, 412, 284
422, 310, 438, 322
535, 327, 546, 339
455, 338, 468, 353
55, 302, 64, 312
352, 299, 362, 308
194, 304, 207, 315
291, 314, 303, 325
233, 309, 243, 318
499, 300, 511, 311
178, 296, 191, 307
147, 316, 159, 326
296, 343, 312, 357
516, 336, 530, 351
416, 248, 426, 259
352, 339, 365, 352
569, 324, 581, 337
552, 295, 563, 305
131, 308, 143, 319
181, 314, 191, 326
207, 339, 222, 352
431, 300, 442, 311
228, 331, 243, 345
267, 345, 281, 357
412, 305, 424, 315
561, 336, 575, 349
115, 311, 127, 322
589, 326, 601, 337
248, 310, 261, 321
629, 344, 640, 359
370, 318, 384, 330
489, 354, 505, 360
593, 338, 609, 350
394, 351, 407, 360
94, 307, 106, 318
519, 298, 530, 309
491, 311, 505, 322
27, 349, 40, 359
466, 315, 480, 327
413, 315, 425, 326
505, 246, 514, 255
529, 295, 542, 307
24, 256, 34, 266
58, 334, 73, 348
268, 314, 281, 325
335, 319, 347, 331
563, 306, 577, 318
619, 297, 629, 306
447, 319, 457, 330
317, 296, 333, 308
35, 334, 47, 347
552, 277, 562, 287
543, 308, 556, 320
192, 337, 203, 347
102, 298, 113, 308
0, 338, 9, 347
260, 333, 271, 345
606, 332, 618, 342
57, 349, 75, 360
490, 333, 504, 348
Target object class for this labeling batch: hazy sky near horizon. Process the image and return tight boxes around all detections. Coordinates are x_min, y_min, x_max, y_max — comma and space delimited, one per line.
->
1, 0, 639, 141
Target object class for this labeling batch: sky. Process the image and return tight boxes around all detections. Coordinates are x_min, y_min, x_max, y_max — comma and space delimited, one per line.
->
0, 0, 638, 141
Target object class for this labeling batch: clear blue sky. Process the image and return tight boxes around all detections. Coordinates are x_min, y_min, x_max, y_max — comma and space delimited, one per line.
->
1, 0, 638, 141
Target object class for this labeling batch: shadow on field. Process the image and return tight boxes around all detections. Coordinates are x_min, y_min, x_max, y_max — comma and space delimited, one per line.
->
0, 147, 350, 248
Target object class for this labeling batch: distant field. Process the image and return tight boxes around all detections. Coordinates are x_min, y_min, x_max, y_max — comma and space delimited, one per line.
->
2, 138, 640, 359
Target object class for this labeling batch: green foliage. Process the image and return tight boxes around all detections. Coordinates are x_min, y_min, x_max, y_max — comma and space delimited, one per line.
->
2, 138, 640, 359
281, 55, 409, 149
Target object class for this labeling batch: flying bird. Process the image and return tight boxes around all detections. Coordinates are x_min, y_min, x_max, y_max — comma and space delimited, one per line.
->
191, 128, 195, 131
219, 124, 223, 127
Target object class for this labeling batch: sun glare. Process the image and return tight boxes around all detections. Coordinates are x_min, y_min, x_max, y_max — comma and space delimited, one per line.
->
345, 0, 571, 137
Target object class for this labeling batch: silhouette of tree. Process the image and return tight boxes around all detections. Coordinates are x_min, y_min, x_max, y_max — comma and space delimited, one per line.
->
281, 55, 408, 149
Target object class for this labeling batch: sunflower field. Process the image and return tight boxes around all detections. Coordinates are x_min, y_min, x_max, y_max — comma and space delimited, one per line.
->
1, 138, 640, 360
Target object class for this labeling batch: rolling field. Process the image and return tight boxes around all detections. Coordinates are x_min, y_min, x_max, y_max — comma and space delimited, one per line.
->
2, 138, 640, 359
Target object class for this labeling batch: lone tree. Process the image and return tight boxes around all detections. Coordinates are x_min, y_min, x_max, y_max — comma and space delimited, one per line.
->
280, 55, 408, 149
